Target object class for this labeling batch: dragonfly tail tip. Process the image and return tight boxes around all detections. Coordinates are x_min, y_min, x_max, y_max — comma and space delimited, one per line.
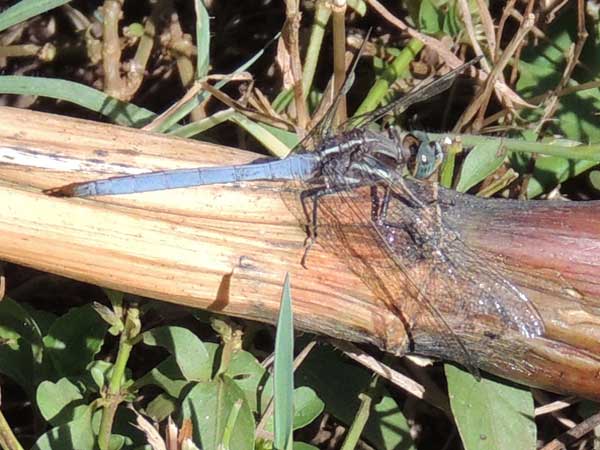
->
43, 183, 78, 197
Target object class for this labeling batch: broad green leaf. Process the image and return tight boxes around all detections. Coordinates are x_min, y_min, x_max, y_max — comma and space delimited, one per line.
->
456, 140, 505, 193
32, 404, 95, 450
0, 297, 44, 356
37, 378, 84, 424
0, 334, 35, 395
87, 360, 122, 392
446, 365, 536, 450
590, 170, 600, 192
182, 376, 255, 450
141, 326, 211, 382
274, 274, 294, 450
135, 356, 190, 397
263, 386, 324, 433
418, 0, 442, 33
368, 392, 414, 450
43, 305, 108, 377
22, 303, 56, 336
145, 392, 177, 422
518, 12, 600, 144
0, 297, 44, 393
526, 155, 597, 198
0, 76, 156, 127
0, 0, 71, 32
296, 344, 414, 450
222, 348, 266, 412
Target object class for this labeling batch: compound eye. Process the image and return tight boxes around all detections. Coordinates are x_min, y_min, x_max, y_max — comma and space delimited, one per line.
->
413, 142, 443, 179
400, 133, 421, 174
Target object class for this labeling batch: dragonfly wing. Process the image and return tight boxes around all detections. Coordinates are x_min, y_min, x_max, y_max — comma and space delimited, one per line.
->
373, 177, 545, 361
302, 147, 544, 374
286, 30, 373, 154
341, 56, 483, 132
302, 171, 482, 374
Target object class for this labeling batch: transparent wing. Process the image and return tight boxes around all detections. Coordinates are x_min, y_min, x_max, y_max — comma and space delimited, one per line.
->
340, 56, 483, 132
297, 156, 544, 374
372, 176, 545, 356
287, 29, 372, 153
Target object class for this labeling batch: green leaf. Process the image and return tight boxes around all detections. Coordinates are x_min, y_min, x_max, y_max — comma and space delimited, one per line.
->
32, 404, 95, 450
36, 378, 85, 425
518, 11, 600, 144
0, 297, 44, 357
141, 326, 211, 382
443, 2, 462, 36
0, 76, 156, 127
590, 170, 600, 192
182, 376, 255, 450
221, 347, 266, 412
0, 297, 45, 393
274, 274, 294, 450
262, 386, 324, 433
418, 0, 442, 34
456, 140, 505, 193
146, 392, 177, 422
43, 305, 108, 377
526, 155, 597, 198
135, 356, 190, 397
296, 344, 415, 450
446, 365, 536, 450
257, 122, 300, 152
86, 360, 121, 393
293, 443, 319, 450
0, 0, 71, 32
194, 0, 210, 79
368, 392, 414, 450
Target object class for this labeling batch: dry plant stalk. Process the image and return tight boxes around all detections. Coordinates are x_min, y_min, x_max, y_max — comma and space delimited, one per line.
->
0, 106, 598, 400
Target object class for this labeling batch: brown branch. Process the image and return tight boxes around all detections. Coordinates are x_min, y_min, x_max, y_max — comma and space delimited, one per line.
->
0, 106, 599, 400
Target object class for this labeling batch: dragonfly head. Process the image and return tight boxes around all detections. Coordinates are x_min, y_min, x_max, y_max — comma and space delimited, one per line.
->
400, 131, 444, 179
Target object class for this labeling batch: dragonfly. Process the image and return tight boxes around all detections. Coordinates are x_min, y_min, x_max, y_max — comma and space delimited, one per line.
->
45, 45, 545, 375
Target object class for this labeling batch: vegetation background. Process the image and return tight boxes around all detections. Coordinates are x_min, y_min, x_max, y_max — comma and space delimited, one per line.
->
0, 1, 598, 449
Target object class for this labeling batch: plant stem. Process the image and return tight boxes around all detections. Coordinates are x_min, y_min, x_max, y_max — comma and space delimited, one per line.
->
0, 405, 25, 450
427, 132, 600, 162
97, 305, 139, 450
354, 38, 423, 116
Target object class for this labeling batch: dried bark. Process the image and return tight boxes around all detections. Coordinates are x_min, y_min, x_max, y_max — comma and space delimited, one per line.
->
0, 106, 598, 399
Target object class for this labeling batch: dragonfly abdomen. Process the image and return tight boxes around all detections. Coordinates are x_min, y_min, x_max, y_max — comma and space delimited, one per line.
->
45, 153, 321, 197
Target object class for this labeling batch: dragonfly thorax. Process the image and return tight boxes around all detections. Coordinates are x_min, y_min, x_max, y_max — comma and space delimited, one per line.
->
316, 129, 404, 185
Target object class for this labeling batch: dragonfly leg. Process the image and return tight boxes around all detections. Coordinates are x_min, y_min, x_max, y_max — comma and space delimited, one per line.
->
394, 177, 427, 209
376, 185, 442, 250
299, 183, 363, 267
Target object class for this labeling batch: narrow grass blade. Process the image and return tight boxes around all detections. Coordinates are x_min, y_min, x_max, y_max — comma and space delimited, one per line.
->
274, 274, 294, 450
0, 0, 71, 32
154, 32, 281, 133
230, 112, 291, 158
194, 0, 210, 79
0, 76, 155, 127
